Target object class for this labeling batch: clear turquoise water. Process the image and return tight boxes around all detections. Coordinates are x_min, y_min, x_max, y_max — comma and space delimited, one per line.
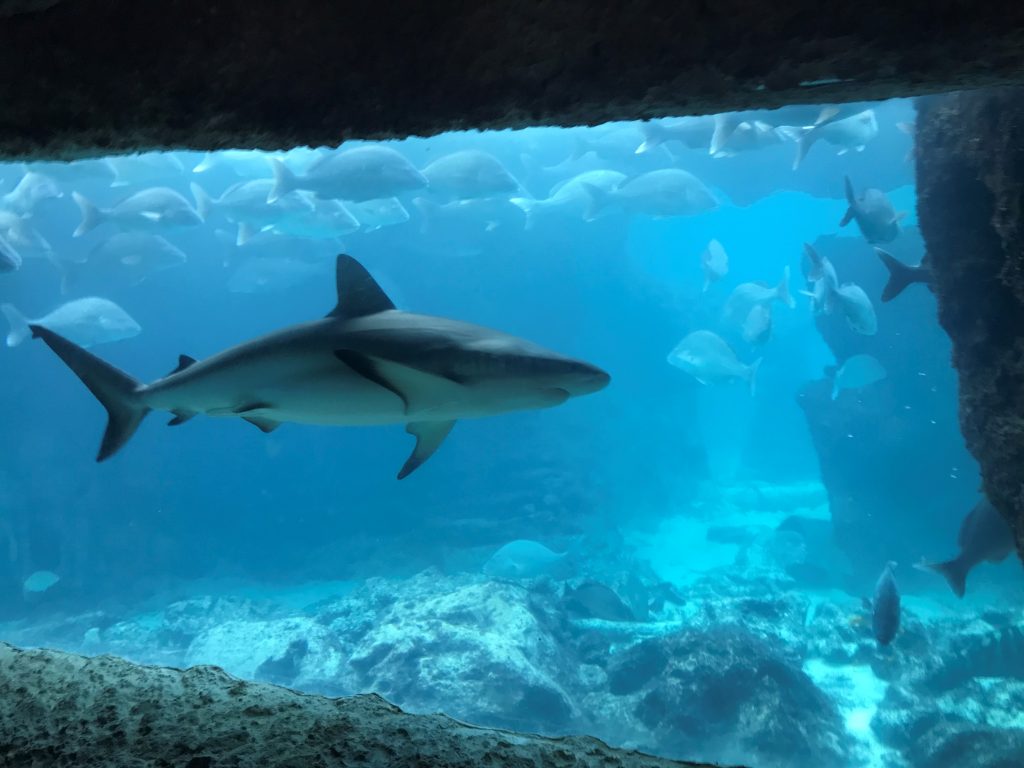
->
1, 96, 1022, 767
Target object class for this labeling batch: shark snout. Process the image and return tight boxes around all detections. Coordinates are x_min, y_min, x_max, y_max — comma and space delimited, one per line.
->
561, 362, 611, 396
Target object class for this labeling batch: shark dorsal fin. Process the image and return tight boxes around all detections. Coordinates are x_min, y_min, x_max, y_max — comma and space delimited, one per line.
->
328, 254, 395, 320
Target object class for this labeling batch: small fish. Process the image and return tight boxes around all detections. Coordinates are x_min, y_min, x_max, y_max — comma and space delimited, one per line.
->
0, 209, 51, 254
581, 169, 718, 219
511, 169, 626, 228
72, 188, 202, 237
701, 238, 728, 292
483, 539, 572, 580
832, 354, 886, 400
2, 171, 62, 215
723, 266, 795, 325
60, 232, 187, 293
421, 150, 520, 201
876, 248, 933, 302
268, 146, 427, 204
22, 570, 60, 594
917, 499, 1015, 598
784, 109, 879, 170
667, 330, 761, 394
346, 197, 410, 232
2, 297, 140, 348
833, 283, 877, 335
800, 243, 838, 314
562, 581, 636, 622
0, 233, 22, 274
871, 561, 901, 647
742, 304, 772, 345
840, 176, 906, 244
636, 117, 714, 154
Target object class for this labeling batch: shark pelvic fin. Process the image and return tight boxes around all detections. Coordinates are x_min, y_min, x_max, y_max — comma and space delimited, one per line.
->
327, 254, 396, 320
399, 420, 455, 479
168, 410, 196, 426
242, 416, 281, 433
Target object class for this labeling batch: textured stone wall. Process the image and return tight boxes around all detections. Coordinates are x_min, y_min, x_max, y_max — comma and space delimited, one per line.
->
0, 642, 732, 768
3, 1, 1024, 157
916, 89, 1024, 561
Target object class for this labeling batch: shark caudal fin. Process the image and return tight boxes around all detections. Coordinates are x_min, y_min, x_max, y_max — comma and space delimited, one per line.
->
915, 557, 968, 598
30, 325, 150, 461
876, 248, 922, 302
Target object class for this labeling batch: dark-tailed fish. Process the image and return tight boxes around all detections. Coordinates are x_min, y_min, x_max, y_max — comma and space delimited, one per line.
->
562, 581, 636, 622
60, 232, 187, 293
701, 238, 728, 292
346, 197, 410, 231
833, 283, 877, 335
917, 499, 1015, 598
105, 152, 185, 188
784, 109, 879, 170
667, 330, 761, 394
723, 266, 795, 325
227, 256, 330, 295
832, 354, 886, 400
0, 233, 23, 274
3, 297, 140, 348
510, 169, 626, 228
421, 150, 520, 201
2, 171, 62, 215
742, 304, 772, 345
871, 561, 900, 647
876, 248, 933, 303
483, 539, 572, 580
840, 176, 906, 244
268, 146, 427, 204
191, 180, 314, 237
801, 243, 839, 315
72, 188, 202, 237
636, 117, 714, 154
581, 169, 718, 219
29, 255, 609, 478
0, 209, 51, 254
22, 570, 60, 594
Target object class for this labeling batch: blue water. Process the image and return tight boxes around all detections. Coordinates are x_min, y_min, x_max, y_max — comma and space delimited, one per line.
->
1, 96, 1022, 767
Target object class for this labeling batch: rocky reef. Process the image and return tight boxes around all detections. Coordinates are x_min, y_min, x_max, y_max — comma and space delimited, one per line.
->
2, 2, 1024, 156
916, 89, 1024, 563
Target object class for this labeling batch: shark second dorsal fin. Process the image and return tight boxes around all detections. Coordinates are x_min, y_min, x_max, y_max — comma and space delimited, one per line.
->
169, 355, 197, 376
328, 254, 396, 320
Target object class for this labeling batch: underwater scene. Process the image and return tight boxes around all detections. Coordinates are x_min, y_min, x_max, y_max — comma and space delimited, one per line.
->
1, 96, 1022, 767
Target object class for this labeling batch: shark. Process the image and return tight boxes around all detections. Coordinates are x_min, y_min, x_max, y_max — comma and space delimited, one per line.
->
30, 254, 610, 479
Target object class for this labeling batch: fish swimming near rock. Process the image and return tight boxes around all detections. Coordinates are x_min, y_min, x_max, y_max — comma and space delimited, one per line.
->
3, 298, 141, 348
875, 248, 933, 303
562, 581, 636, 622
800, 243, 838, 315
483, 539, 573, 580
22, 570, 60, 594
701, 238, 728, 292
421, 150, 521, 201
28, 254, 609, 479
636, 117, 714, 154
2, 171, 62, 215
711, 120, 782, 158
839, 176, 906, 244
832, 283, 877, 335
268, 146, 427, 204
72, 187, 202, 237
917, 499, 1015, 598
723, 266, 795, 325
667, 330, 761, 394
784, 109, 879, 170
871, 561, 901, 647
511, 169, 626, 228
581, 169, 718, 219
742, 304, 772, 345
832, 354, 887, 400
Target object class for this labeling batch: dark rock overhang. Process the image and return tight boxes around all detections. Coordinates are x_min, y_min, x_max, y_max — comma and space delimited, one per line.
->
3, 1, 1024, 157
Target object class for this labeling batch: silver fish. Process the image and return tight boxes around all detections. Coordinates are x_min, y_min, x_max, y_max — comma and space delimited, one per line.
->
667, 330, 761, 394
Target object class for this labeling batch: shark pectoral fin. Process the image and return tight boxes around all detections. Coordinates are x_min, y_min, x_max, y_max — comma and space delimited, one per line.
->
168, 355, 197, 376
167, 409, 196, 426
242, 415, 281, 433
335, 349, 410, 411
399, 420, 455, 479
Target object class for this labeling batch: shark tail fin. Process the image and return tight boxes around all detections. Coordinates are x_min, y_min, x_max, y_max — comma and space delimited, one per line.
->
777, 265, 795, 308
876, 248, 917, 303
580, 182, 611, 221
915, 556, 968, 598
839, 176, 856, 226
190, 182, 214, 222
1, 303, 30, 347
267, 158, 296, 204
29, 325, 150, 461
746, 357, 762, 396
72, 191, 104, 237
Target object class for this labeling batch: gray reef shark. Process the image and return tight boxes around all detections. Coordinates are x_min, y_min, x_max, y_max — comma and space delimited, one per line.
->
31, 254, 610, 478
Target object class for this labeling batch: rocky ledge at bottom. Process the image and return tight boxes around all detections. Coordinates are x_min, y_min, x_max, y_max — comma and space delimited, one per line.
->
0, 642, 737, 768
